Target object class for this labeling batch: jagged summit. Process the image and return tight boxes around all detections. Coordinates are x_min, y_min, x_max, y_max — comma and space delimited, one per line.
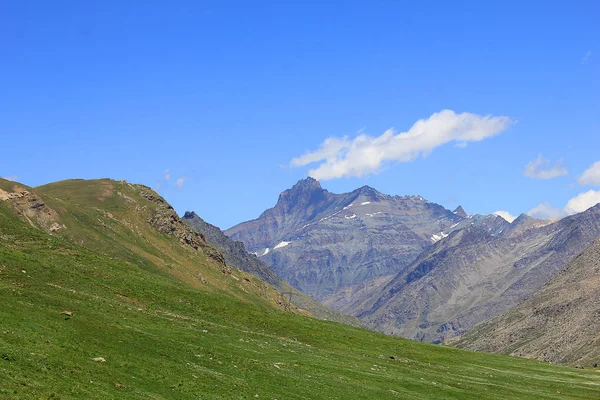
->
294, 176, 322, 189
275, 177, 329, 213
183, 211, 198, 219
453, 205, 468, 218
226, 179, 466, 306
351, 185, 387, 200
511, 213, 533, 224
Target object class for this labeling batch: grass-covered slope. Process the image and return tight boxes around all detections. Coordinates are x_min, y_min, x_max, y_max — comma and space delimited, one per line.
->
1, 178, 599, 399
182, 211, 363, 328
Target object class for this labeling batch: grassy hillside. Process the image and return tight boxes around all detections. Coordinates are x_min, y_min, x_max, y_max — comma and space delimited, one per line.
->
182, 211, 363, 328
1, 179, 599, 399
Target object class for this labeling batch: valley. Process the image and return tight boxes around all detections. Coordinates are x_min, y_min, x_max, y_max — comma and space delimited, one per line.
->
2, 177, 599, 398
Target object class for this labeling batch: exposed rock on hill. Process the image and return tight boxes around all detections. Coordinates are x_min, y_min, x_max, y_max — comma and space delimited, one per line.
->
183, 211, 363, 327
0, 181, 65, 233
183, 211, 279, 285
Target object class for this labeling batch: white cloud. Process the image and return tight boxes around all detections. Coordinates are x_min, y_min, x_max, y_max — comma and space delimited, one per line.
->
527, 202, 567, 220
1, 175, 18, 181
164, 169, 171, 181
582, 50, 592, 64
578, 161, 600, 186
493, 211, 517, 223
176, 177, 186, 189
522, 154, 568, 179
564, 190, 600, 214
290, 110, 513, 180
528, 190, 600, 219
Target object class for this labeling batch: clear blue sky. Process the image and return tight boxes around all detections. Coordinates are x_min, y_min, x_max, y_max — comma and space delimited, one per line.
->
1, 1, 599, 229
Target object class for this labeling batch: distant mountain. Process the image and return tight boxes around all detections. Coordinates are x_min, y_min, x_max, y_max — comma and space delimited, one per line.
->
451, 234, 600, 366
182, 211, 363, 327
225, 178, 498, 308
502, 213, 552, 238
452, 205, 468, 218
353, 205, 600, 344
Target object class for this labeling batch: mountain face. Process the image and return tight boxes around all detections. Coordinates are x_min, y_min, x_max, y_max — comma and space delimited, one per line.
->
353, 205, 600, 344
183, 211, 280, 286
182, 211, 362, 327
225, 178, 496, 308
451, 235, 600, 366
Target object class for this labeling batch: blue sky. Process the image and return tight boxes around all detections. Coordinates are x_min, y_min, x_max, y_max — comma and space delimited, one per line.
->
1, 1, 599, 229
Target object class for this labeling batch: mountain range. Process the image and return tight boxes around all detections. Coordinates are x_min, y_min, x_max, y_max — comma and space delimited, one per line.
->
452, 234, 600, 366
5, 177, 597, 398
353, 206, 600, 343
226, 178, 600, 348
225, 177, 509, 309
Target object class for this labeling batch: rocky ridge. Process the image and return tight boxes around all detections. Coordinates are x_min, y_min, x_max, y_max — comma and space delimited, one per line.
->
182, 210, 363, 326
225, 178, 505, 308
353, 204, 600, 343
452, 234, 600, 366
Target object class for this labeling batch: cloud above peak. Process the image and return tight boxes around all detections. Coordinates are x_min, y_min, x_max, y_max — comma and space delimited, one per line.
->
493, 210, 517, 223
578, 161, 600, 186
528, 190, 600, 220
290, 110, 514, 180
522, 154, 568, 180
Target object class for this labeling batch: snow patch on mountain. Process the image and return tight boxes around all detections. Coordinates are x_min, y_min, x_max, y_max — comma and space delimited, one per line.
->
274, 241, 291, 249
431, 232, 449, 242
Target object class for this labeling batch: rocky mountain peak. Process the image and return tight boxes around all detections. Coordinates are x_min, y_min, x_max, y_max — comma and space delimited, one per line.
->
352, 185, 386, 200
183, 211, 198, 219
276, 177, 328, 212
293, 176, 322, 191
511, 213, 533, 225
453, 205, 468, 218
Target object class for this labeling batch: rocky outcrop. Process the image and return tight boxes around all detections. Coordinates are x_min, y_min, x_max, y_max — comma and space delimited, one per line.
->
182, 210, 364, 327
0, 184, 65, 233
183, 211, 280, 285
136, 186, 225, 265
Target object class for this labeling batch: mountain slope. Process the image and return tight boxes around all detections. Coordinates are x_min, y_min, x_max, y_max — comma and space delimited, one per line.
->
452, 235, 600, 366
1, 177, 600, 399
182, 211, 362, 327
182, 211, 280, 285
226, 178, 472, 306
354, 205, 600, 343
